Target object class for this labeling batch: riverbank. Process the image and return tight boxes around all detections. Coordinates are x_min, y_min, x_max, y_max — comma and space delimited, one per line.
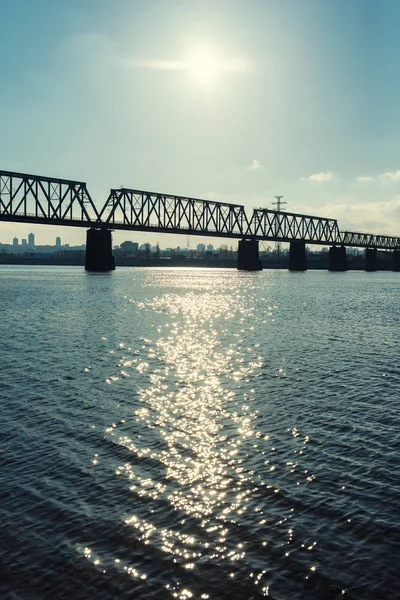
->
0, 252, 395, 270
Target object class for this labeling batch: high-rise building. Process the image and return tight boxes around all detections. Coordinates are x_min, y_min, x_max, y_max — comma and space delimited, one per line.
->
56, 236, 61, 247
207, 244, 214, 252
13, 237, 18, 246
120, 241, 139, 253
28, 233, 34, 246
22, 239, 27, 246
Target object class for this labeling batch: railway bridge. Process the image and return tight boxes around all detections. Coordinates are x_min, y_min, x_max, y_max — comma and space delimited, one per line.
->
1, 169, 400, 272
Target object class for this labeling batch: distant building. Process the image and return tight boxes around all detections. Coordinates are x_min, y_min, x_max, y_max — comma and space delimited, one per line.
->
120, 241, 139, 253
197, 243, 205, 252
207, 244, 214, 252
22, 239, 27, 246
13, 237, 18, 246
28, 233, 34, 246
56, 237, 61, 247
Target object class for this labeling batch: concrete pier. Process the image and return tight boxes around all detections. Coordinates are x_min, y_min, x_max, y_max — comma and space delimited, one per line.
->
289, 240, 307, 271
365, 248, 377, 272
393, 249, 400, 271
85, 228, 115, 271
328, 245, 348, 272
237, 239, 262, 271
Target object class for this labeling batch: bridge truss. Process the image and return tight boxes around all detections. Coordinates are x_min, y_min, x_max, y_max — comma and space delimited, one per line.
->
99, 189, 344, 245
341, 231, 400, 250
1, 170, 400, 250
99, 188, 248, 238
0, 170, 99, 226
249, 208, 341, 245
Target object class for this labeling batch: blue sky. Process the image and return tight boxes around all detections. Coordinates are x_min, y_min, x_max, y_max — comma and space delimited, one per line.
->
1, 0, 400, 247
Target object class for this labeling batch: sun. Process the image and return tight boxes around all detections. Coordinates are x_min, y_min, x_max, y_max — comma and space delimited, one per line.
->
184, 45, 245, 87
186, 47, 223, 86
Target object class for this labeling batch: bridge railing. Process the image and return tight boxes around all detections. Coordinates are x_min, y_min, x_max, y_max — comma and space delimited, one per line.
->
248, 209, 342, 244
98, 188, 249, 237
0, 170, 100, 224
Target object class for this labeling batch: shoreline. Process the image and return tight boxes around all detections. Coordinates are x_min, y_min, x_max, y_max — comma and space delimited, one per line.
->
0, 256, 396, 270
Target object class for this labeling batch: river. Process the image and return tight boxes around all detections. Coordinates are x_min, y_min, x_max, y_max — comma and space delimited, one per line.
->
1, 266, 399, 599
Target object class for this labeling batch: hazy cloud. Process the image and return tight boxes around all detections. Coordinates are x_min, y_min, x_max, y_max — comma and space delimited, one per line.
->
118, 58, 186, 71
247, 159, 261, 171
300, 171, 334, 182
379, 170, 400, 182
297, 198, 400, 235
201, 191, 218, 200
116, 57, 247, 73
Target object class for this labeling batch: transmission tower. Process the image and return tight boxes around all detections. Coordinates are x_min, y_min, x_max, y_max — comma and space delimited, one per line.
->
271, 196, 287, 255
272, 195, 287, 212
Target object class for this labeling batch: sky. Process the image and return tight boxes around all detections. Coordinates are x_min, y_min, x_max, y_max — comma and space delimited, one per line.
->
1, 0, 400, 248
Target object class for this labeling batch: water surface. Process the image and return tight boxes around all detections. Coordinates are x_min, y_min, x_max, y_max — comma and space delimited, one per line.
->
1, 266, 399, 599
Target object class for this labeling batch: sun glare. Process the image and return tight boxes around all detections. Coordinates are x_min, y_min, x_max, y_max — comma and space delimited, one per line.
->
184, 45, 246, 87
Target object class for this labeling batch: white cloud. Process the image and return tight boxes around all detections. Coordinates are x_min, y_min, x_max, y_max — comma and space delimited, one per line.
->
379, 170, 400, 182
355, 176, 374, 182
355, 170, 400, 183
309, 171, 334, 182
300, 171, 334, 182
247, 159, 261, 171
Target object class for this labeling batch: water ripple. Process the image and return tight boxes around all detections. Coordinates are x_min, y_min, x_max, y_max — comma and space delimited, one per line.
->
1, 267, 399, 599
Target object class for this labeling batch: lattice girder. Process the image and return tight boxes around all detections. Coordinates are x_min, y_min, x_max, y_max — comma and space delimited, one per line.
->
0, 170, 99, 225
342, 231, 400, 250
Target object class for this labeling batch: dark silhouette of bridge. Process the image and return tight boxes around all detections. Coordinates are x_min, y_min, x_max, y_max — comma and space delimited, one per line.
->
1, 169, 400, 272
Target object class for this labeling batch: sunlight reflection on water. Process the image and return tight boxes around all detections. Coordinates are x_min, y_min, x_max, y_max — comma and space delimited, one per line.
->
104, 278, 274, 596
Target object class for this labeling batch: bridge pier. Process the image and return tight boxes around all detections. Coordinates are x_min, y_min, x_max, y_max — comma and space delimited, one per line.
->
365, 248, 377, 271
237, 239, 262, 271
393, 249, 400, 271
328, 245, 348, 271
85, 228, 115, 271
289, 241, 307, 271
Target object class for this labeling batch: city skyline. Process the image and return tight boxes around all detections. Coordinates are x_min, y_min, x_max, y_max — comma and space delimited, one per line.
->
0, 230, 238, 253
2, 1, 400, 246
0, 228, 245, 251
1, 230, 367, 259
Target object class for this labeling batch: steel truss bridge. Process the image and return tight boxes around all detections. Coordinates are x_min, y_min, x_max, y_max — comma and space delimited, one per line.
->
1, 169, 400, 250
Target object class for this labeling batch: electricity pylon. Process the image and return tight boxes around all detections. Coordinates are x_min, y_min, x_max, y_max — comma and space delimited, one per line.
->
271, 196, 287, 255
